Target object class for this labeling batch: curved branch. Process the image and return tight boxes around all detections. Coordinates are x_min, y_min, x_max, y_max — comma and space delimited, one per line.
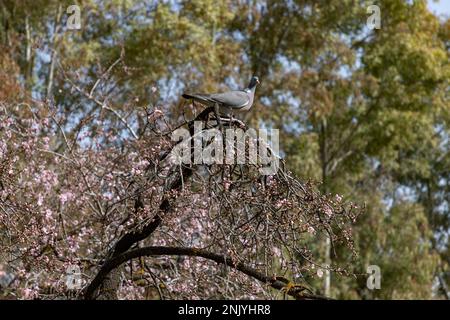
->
84, 246, 330, 300
85, 106, 216, 298
108, 107, 215, 257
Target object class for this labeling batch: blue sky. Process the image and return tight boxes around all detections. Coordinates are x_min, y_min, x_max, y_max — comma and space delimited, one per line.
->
427, 0, 450, 16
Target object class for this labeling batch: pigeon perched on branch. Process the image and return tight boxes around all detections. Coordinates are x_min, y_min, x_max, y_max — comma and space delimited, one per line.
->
182, 76, 260, 117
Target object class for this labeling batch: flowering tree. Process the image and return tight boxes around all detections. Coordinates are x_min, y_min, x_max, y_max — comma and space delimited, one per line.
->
0, 63, 361, 300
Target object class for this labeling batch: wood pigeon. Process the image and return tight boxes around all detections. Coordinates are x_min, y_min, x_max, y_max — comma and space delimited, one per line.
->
182, 76, 260, 116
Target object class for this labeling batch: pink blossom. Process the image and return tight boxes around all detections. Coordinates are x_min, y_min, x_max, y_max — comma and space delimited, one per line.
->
23, 288, 38, 299
324, 206, 333, 217
45, 209, 53, 220
317, 269, 324, 278
59, 192, 74, 205
148, 108, 164, 121
37, 194, 44, 206
276, 198, 288, 209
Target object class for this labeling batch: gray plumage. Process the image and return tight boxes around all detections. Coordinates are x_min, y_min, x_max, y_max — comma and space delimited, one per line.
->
182, 76, 260, 116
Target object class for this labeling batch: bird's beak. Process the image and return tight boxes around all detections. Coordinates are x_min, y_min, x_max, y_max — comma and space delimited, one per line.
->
256, 79, 260, 85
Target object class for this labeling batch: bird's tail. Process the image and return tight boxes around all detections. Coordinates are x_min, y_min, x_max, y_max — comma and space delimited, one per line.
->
182, 93, 211, 105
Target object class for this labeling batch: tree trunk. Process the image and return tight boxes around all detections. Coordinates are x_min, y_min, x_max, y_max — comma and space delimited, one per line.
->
319, 119, 331, 297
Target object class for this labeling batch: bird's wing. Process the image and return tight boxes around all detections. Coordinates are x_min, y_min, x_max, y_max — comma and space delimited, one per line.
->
209, 90, 250, 109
